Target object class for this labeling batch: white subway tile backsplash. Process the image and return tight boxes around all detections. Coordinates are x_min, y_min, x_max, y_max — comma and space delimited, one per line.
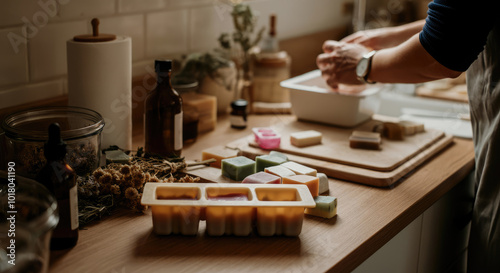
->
0, 0, 352, 110
0, 0, 48, 27
248, 0, 350, 40
0, 27, 28, 86
168, 0, 213, 9
57, 0, 116, 20
99, 15, 145, 61
0, 79, 64, 108
118, 0, 168, 13
189, 5, 233, 52
146, 10, 188, 57
29, 20, 87, 81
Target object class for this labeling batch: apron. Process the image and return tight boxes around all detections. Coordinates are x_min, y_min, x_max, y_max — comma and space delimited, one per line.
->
466, 20, 500, 272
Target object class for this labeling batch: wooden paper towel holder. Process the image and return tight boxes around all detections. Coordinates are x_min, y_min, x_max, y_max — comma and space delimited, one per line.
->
73, 18, 116, 42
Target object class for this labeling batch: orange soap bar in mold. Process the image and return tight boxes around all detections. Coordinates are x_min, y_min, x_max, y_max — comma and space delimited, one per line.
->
141, 183, 315, 237
201, 145, 238, 168
282, 175, 319, 197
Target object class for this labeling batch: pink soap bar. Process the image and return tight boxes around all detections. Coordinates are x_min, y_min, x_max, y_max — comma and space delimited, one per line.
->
253, 127, 281, 150
242, 172, 281, 184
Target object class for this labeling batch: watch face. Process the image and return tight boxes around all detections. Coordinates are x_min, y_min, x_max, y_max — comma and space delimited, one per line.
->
356, 58, 368, 78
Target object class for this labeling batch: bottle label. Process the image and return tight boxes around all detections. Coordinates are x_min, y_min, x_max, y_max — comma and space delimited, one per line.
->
230, 115, 247, 127
175, 111, 183, 150
69, 184, 79, 230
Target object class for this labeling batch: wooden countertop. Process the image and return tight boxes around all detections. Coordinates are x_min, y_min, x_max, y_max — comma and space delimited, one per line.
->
49, 114, 475, 273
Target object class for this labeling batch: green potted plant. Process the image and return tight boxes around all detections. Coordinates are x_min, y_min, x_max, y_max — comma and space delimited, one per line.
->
173, 51, 237, 114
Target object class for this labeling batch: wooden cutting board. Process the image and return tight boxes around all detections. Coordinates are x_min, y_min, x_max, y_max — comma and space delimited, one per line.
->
229, 118, 445, 172
184, 132, 453, 187
216, 134, 452, 187
416, 84, 468, 103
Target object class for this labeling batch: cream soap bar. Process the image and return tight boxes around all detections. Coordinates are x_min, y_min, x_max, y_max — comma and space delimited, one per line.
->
242, 172, 281, 184
305, 196, 337, 218
221, 156, 256, 181
290, 130, 322, 147
264, 165, 296, 178
283, 175, 319, 197
317, 173, 329, 194
399, 120, 425, 135
255, 154, 288, 172
202, 145, 238, 168
281, 161, 317, 176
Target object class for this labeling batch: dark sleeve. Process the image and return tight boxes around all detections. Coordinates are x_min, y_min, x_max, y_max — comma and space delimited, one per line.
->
419, 0, 497, 72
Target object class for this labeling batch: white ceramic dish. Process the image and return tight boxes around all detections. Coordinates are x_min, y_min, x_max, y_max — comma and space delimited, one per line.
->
280, 70, 382, 127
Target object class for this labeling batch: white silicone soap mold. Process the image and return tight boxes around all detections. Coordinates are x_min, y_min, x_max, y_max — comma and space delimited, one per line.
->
141, 183, 316, 236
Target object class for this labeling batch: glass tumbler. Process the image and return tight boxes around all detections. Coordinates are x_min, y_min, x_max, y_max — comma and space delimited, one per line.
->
0, 172, 59, 273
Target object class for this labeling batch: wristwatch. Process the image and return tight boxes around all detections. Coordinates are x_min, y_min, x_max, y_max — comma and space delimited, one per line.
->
356, 50, 377, 84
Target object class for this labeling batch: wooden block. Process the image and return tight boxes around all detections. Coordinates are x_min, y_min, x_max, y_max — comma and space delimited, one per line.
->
181, 93, 217, 133
202, 146, 238, 168
349, 131, 381, 150
290, 130, 322, 147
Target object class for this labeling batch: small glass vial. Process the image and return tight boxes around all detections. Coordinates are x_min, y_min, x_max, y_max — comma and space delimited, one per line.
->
230, 99, 248, 129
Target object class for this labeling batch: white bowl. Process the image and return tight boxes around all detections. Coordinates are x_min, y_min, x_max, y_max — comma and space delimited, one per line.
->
280, 70, 382, 127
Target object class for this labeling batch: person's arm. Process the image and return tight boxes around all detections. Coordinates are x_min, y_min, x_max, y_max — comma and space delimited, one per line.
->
318, 0, 497, 89
368, 34, 461, 83
316, 36, 460, 89
341, 19, 426, 50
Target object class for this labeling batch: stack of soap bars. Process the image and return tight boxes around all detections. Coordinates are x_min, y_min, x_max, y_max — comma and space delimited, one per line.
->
200, 147, 337, 220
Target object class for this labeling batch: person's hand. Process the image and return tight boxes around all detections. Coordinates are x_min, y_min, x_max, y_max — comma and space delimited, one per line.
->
316, 40, 369, 89
340, 28, 399, 50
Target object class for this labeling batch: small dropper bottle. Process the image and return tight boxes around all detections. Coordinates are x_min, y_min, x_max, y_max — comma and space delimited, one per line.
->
36, 123, 79, 250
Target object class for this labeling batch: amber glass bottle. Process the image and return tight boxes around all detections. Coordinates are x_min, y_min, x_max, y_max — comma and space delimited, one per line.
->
36, 123, 79, 250
144, 60, 183, 158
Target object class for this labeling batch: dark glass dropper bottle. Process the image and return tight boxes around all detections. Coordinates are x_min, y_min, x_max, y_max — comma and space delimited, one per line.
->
36, 123, 79, 250
144, 60, 183, 158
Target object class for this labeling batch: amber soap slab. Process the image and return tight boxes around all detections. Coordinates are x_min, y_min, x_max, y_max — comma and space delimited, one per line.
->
141, 183, 316, 236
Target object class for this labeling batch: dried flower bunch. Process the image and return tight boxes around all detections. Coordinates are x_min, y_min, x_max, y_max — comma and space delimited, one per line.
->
77, 150, 213, 227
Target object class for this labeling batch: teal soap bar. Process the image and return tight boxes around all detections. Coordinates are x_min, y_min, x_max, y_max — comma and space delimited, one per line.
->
221, 156, 256, 181
305, 196, 337, 218
255, 154, 288, 172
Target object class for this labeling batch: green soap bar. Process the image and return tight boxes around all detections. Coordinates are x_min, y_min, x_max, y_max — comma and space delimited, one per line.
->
255, 155, 288, 172
269, 151, 288, 161
305, 196, 337, 218
221, 156, 256, 181
106, 150, 131, 164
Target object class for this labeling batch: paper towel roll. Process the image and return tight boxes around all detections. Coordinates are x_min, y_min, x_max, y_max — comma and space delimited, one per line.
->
67, 36, 132, 150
